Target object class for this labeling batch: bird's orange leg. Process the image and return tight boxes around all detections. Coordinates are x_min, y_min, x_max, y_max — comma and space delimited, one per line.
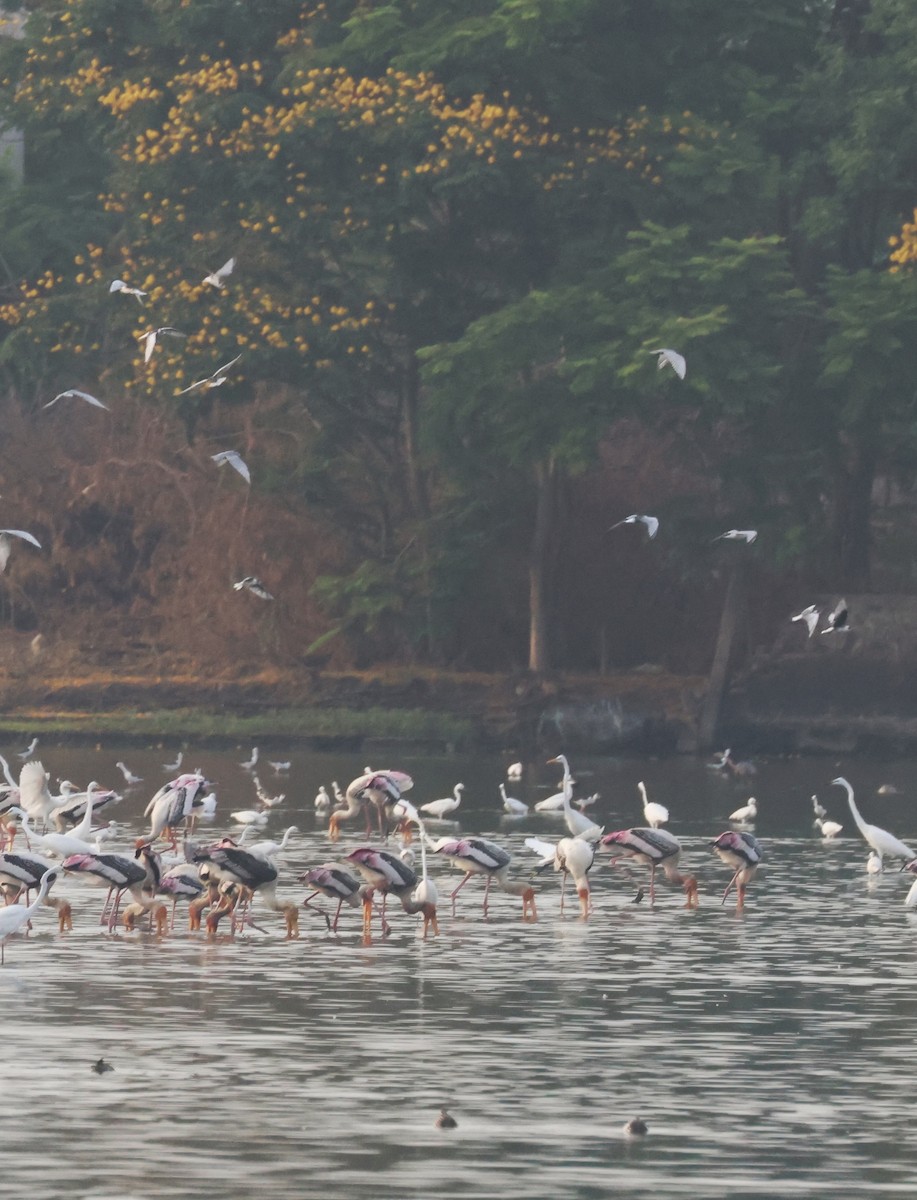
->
449, 872, 473, 913
722, 869, 740, 905
577, 886, 591, 919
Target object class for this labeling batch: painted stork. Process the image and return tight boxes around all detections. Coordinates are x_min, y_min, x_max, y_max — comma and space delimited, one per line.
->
0, 849, 72, 930
711, 830, 763, 909
600, 827, 699, 907
428, 836, 537, 920
344, 847, 439, 938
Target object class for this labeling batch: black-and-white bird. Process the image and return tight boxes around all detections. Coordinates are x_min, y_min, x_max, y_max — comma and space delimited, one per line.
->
650, 347, 686, 379
233, 577, 273, 601
211, 450, 250, 484
713, 529, 757, 544
43, 389, 109, 411
0, 529, 42, 573
203, 257, 235, 289
109, 279, 147, 303
139, 326, 186, 363
609, 514, 659, 539
822, 598, 849, 634
792, 604, 820, 638
178, 354, 242, 395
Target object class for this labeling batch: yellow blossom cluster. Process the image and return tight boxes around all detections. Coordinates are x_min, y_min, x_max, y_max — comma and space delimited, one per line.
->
889, 209, 917, 270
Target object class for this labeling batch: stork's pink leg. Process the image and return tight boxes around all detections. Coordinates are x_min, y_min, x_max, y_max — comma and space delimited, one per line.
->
559, 872, 567, 914
649, 864, 657, 905
483, 874, 493, 916
722, 869, 741, 905
450, 872, 473, 913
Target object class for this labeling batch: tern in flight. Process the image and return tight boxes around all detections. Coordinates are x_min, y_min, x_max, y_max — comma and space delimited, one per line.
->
178, 354, 242, 395
203, 257, 235, 289
44, 389, 109, 411
211, 450, 250, 485
0, 529, 41, 573
822, 599, 849, 634
792, 605, 819, 638
109, 279, 147, 304
650, 348, 686, 379
139, 327, 187, 364
234, 577, 274, 601
713, 529, 758, 544
609, 514, 659, 539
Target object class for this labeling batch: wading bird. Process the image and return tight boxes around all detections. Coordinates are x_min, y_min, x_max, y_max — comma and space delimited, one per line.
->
0, 866, 58, 963
62, 850, 152, 930
638, 781, 668, 829
600, 827, 698, 907
729, 797, 758, 825
300, 863, 367, 932
500, 783, 528, 817
420, 783, 464, 820
525, 834, 596, 917
193, 843, 299, 937
428, 836, 537, 920
0, 850, 71, 930
547, 755, 603, 841
711, 830, 762, 909
812, 795, 827, 821
815, 817, 843, 840
344, 846, 439, 938
608, 513, 659, 539
831, 777, 915, 866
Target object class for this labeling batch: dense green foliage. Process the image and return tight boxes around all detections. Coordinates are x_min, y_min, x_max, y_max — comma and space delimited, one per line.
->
1, 0, 916, 673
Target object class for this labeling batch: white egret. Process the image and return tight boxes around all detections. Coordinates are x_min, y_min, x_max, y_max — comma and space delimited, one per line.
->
815, 817, 843, 840
831, 777, 914, 865
729, 796, 757, 824
0, 866, 58, 963
420, 783, 464, 820
115, 761, 142, 786
638, 781, 668, 829
500, 783, 528, 817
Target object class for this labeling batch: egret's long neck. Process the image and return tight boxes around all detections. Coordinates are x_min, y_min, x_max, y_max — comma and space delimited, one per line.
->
74, 789, 97, 840
841, 782, 868, 836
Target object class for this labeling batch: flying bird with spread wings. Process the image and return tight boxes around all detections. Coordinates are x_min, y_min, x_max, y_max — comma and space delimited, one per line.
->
109, 279, 147, 304
713, 529, 758, 544
650, 348, 686, 379
609, 514, 659, 539
43, 389, 109, 411
0, 529, 42, 573
138, 327, 187, 364
233, 577, 274, 601
203, 257, 235, 289
791, 604, 820, 638
178, 354, 242, 395
211, 450, 250, 484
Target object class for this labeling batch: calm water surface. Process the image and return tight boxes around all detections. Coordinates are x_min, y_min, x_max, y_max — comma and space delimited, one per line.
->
3, 743, 917, 1199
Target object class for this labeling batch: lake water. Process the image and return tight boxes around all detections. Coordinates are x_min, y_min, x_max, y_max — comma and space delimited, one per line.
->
3, 742, 917, 1199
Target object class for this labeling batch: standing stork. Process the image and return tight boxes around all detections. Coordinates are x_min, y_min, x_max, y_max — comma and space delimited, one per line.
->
300, 863, 369, 932
525, 835, 596, 917
711, 830, 763, 909
344, 847, 439, 938
0, 850, 72, 930
62, 850, 154, 930
428, 836, 537, 920
600, 827, 698, 907
192, 844, 299, 937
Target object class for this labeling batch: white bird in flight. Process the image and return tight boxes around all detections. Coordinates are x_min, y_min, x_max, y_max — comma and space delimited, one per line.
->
792, 604, 820, 638
17, 737, 38, 760
0, 529, 42, 573
43, 389, 109, 411
178, 354, 242, 395
233, 576, 274, 601
650, 348, 686, 379
211, 450, 250, 485
139, 326, 186, 364
609, 514, 659, 539
109, 279, 147, 303
203, 257, 235, 289
714, 529, 758, 544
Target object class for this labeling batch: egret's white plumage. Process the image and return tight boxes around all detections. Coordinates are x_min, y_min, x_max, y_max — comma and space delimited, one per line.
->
115, 761, 142, 786
638, 781, 668, 829
0, 866, 58, 962
815, 817, 843, 840
650, 347, 686, 379
811, 795, 827, 821
500, 783, 528, 816
729, 796, 758, 824
211, 450, 250, 484
832, 777, 914, 865
506, 762, 523, 780
792, 605, 820, 638
609, 513, 659, 539
867, 850, 883, 876
420, 783, 464, 820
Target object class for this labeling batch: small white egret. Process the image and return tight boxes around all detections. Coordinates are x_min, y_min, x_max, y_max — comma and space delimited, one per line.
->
729, 796, 758, 824
420, 783, 464, 820
500, 783, 528, 817
0, 866, 58, 963
811, 795, 827, 821
638, 781, 668, 829
815, 817, 843, 840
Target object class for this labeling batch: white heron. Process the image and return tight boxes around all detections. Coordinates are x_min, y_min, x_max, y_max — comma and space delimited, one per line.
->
500, 783, 528, 817
18, 737, 38, 761
240, 747, 259, 770
162, 751, 183, 773
109, 278, 147, 303
867, 851, 883, 875
650, 347, 686, 379
792, 605, 820, 637
811, 795, 827, 821
115, 761, 143, 786
314, 785, 331, 812
729, 796, 758, 824
420, 783, 464, 820
238, 825, 299, 860
608, 513, 659, 539
0, 866, 58, 963
506, 762, 523, 780
831, 777, 914, 866
18, 760, 55, 827
178, 354, 242, 395
547, 756, 603, 842
638, 781, 668, 829
815, 817, 843, 840
203, 257, 235, 288
229, 808, 268, 828
211, 450, 250, 484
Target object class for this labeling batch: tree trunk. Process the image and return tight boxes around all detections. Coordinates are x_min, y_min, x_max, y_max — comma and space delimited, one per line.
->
698, 563, 746, 751
833, 440, 875, 590
529, 457, 558, 673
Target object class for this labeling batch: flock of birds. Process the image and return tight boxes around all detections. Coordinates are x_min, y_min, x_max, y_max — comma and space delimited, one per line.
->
1, 737, 914, 964
0, 257, 274, 598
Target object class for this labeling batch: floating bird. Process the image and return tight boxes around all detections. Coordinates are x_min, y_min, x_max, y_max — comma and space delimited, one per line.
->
500, 783, 528, 817
608, 513, 659, 539
43, 388, 109, 410
878, 784, 900, 796
623, 1117, 648, 1137
650, 347, 686, 379
230, 808, 268, 828
211, 450, 251, 484
115, 761, 142, 786
506, 762, 523, 780
811, 795, 827, 821
711, 830, 763, 909
420, 783, 464, 820
162, 751, 183, 773
831, 777, 915, 866
0, 867, 58, 962
178, 354, 242, 395
0, 529, 42, 574
713, 529, 758, 544
429, 836, 537, 919
17, 737, 38, 761
435, 1110, 458, 1129
638, 781, 668, 829
822, 598, 849, 634
792, 605, 820, 638
815, 817, 843, 839
109, 278, 147, 303
600, 827, 698, 907
240, 747, 259, 771
203, 257, 235, 288
729, 797, 757, 824
138, 326, 186, 364
91, 1057, 115, 1074
233, 576, 273, 601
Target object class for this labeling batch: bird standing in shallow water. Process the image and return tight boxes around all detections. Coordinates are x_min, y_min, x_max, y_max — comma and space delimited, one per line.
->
638, 781, 668, 829
429, 836, 537, 920
0, 867, 59, 963
600, 827, 698, 907
711, 830, 762, 910
729, 797, 758, 825
832, 777, 914, 867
